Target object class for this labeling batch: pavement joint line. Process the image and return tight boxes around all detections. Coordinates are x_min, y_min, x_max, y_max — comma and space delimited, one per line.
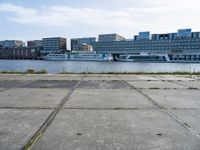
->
0, 88, 9, 92
62, 107, 158, 110
166, 81, 191, 89
163, 109, 200, 138
127, 79, 196, 83
128, 78, 200, 90
62, 107, 200, 110
116, 75, 200, 139
170, 81, 200, 90
138, 87, 198, 90
150, 75, 163, 81
153, 75, 197, 82
22, 75, 85, 150
166, 108, 200, 110
0, 107, 199, 110
0, 107, 56, 110
188, 75, 199, 80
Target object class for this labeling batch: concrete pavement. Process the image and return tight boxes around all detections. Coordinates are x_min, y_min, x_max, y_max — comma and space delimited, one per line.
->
0, 74, 200, 150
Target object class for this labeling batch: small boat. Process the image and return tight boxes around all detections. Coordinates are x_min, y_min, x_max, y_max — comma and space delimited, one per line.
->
117, 53, 170, 62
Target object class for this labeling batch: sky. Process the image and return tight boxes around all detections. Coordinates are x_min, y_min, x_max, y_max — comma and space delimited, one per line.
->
0, 0, 200, 47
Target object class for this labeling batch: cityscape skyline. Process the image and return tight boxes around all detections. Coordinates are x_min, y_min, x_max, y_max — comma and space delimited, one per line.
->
0, 0, 200, 49
1, 28, 200, 45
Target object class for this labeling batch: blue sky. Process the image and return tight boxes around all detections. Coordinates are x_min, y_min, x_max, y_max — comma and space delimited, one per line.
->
0, 0, 200, 47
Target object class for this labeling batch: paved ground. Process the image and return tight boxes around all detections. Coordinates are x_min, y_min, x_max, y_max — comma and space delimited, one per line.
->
0, 74, 200, 150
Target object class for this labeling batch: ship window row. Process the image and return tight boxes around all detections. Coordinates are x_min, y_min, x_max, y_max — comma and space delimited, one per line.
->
96, 39, 200, 44
97, 47, 170, 50
96, 45, 172, 48
173, 46, 199, 49
174, 39, 200, 42
96, 43, 200, 47
97, 45, 199, 48
173, 43, 199, 45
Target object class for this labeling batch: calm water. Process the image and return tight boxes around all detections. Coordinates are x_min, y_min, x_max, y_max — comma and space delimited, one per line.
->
0, 60, 200, 74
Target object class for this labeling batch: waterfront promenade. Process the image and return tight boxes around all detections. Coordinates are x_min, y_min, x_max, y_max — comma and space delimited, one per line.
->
0, 74, 200, 150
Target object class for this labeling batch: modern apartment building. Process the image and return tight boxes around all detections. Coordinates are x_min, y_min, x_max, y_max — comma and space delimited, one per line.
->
93, 29, 200, 54
42, 37, 67, 55
0, 40, 23, 48
27, 40, 43, 47
71, 37, 96, 51
98, 34, 125, 42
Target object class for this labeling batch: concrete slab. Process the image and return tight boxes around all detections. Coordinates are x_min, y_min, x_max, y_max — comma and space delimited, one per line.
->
58, 74, 84, 77
0, 74, 200, 150
0, 74, 50, 81
83, 76, 120, 81
0, 80, 31, 88
168, 109, 200, 133
117, 75, 160, 81
25, 80, 78, 88
44, 76, 82, 81
12, 74, 50, 81
42, 74, 83, 81
128, 81, 188, 89
85, 74, 117, 77
177, 81, 200, 89
33, 109, 200, 150
142, 89, 200, 108
0, 88, 68, 108
191, 75, 200, 80
0, 74, 23, 81
157, 75, 195, 81
64, 89, 155, 109
77, 80, 131, 89
0, 88, 6, 92
0, 109, 52, 150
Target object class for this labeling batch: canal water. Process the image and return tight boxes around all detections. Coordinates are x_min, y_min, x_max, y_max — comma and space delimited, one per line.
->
0, 60, 200, 74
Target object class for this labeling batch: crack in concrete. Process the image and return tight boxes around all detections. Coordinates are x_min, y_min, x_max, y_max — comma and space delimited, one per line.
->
22, 75, 85, 150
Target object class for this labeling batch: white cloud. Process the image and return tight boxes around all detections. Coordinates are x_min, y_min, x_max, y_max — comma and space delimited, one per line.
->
125, 0, 200, 7
145, 0, 200, 6
0, 1, 200, 34
0, 3, 139, 27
